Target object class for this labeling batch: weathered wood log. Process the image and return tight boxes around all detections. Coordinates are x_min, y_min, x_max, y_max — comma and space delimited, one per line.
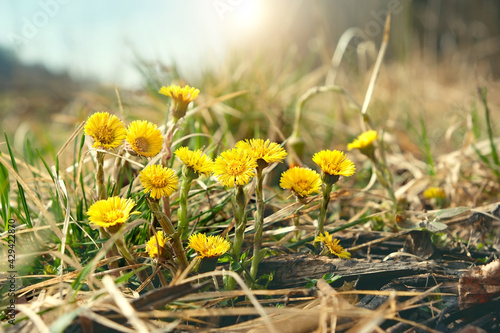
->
259, 254, 443, 289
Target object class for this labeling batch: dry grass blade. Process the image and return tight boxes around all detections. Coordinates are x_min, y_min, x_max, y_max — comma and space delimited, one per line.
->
52, 168, 72, 298
102, 275, 150, 333
15, 257, 116, 295
325, 27, 373, 85
56, 120, 85, 158
15, 304, 50, 333
346, 229, 411, 252
131, 281, 209, 311
0, 154, 63, 240
242, 194, 320, 234
360, 12, 391, 120
186, 90, 248, 118
181, 270, 279, 333
345, 292, 393, 333
83, 310, 137, 333
178, 288, 310, 302
115, 85, 125, 120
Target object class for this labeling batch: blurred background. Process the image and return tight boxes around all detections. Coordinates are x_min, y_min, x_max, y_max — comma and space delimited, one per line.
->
1, 0, 499, 158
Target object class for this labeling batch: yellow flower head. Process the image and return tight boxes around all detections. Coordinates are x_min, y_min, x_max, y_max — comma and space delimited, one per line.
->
146, 231, 169, 258
213, 148, 257, 187
236, 139, 288, 167
140, 164, 179, 199
347, 130, 377, 151
159, 84, 200, 120
315, 232, 351, 259
188, 233, 230, 259
313, 150, 356, 177
423, 186, 446, 199
84, 112, 126, 149
126, 120, 163, 158
280, 167, 322, 199
174, 147, 214, 177
87, 196, 138, 229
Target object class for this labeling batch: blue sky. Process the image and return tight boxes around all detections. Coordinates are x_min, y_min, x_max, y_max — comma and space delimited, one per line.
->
0, 0, 268, 88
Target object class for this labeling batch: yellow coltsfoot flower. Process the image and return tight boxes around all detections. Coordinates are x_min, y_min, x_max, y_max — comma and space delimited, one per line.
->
140, 164, 179, 199
159, 84, 200, 120
236, 138, 287, 168
145, 230, 169, 258
84, 112, 126, 149
280, 167, 322, 199
423, 186, 446, 199
315, 231, 351, 259
347, 130, 378, 160
213, 148, 257, 187
313, 149, 355, 184
87, 196, 139, 230
175, 147, 214, 177
188, 233, 230, 259
313, 150, 356, 177
126, 120, 163, 158
347, 130, 377, 151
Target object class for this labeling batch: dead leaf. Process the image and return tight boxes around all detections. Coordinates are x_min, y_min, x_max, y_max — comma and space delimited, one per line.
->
458, 260, 500, 309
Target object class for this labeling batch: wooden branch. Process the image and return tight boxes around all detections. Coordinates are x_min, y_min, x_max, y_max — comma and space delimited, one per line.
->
260, 254, 443, 289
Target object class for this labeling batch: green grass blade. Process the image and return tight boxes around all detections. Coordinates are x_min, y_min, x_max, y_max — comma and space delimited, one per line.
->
419, 116, 436, 176
74, 133, 86, 187
36, 148, 55, 183
71, 263, 93, 294
4, 133, 32, 228
479, 87, 500, 179
0, 151, 10, 224
80, 172, 88, 212
472, 144, 499, 176
470, 100, 481, 140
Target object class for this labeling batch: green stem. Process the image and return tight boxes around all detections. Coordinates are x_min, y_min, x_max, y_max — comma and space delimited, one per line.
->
114, 235, 150, 288
161, 122, 177, 166
318, 182, 333, 235
147, 197, 189, 270
374, 165, 396, 204
250, 167, 264, 282
95, 151, 120, 270
96, 151, 106, 200
111, 148, 125, 196
226, 185, 247, 290
178, 167, 195, 240
161, 196, 171, 222
232, 185, 247, 262
368, 153, 397, 209
294, 197, 301, 240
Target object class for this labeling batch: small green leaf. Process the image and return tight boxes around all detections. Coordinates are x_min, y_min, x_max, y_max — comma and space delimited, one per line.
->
435, 207, 469, 219
322, 272, 342, 283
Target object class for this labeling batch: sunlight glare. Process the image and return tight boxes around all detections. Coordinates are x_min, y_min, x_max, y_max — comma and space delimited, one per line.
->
231, 0, 265, 32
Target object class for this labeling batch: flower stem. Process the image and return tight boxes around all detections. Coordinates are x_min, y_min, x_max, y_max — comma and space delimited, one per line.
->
161, 123, 176, 166
111, 148, 125, 196
147, 197, 189, 270
161, 196, 171, 222
226, 185, 247, 290
96, 151, 106, 200
294, 197, 301, 241
250, 167, 264, 282
232, 185, 247, 263
318, 182, 333, 235
95, 151, 120, 270
372, 160, 397, 206
114, 235, 151, 288
178, 167, 195, 240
